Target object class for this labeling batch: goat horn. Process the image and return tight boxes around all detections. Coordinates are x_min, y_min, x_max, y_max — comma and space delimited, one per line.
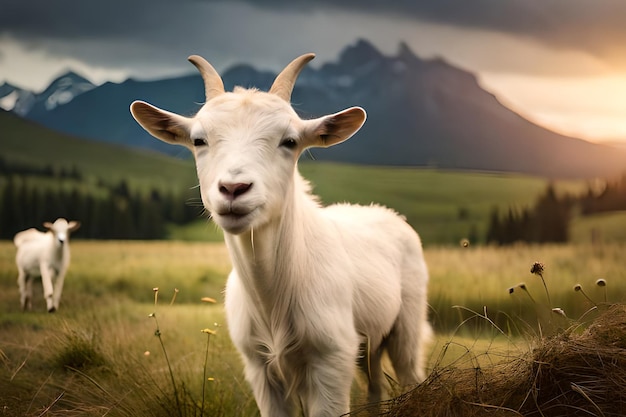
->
269, 53, 315, 102
188, 55, 225, 102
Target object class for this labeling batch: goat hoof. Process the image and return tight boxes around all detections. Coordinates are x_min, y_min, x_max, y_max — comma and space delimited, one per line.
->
48, 307, 57, 313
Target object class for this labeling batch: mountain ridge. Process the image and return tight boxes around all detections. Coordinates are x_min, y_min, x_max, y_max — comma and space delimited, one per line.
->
7, 39, 626, 179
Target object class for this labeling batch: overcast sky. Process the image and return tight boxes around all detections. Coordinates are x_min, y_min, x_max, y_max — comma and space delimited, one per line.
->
2, 0, 626, 142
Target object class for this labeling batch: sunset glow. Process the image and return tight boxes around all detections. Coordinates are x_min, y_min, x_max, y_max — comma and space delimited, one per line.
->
480, 73, 626, 144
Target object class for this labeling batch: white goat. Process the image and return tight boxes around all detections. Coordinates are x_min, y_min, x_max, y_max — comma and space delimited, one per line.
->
14, 218, 80, 313
130, 53, 431, 417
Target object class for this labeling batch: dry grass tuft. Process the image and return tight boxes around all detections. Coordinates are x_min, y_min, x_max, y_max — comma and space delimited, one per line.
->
356, 304, 626, 417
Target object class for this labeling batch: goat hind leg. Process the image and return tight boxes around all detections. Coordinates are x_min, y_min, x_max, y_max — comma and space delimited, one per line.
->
17, 270, 32, 311
386, 311, 432, 385
358, 340, 386, 405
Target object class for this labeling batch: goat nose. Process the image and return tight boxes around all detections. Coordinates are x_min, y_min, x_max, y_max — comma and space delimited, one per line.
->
219, 182, 252, 200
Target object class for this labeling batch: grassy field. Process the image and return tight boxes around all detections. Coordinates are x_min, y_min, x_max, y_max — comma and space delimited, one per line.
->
0, 112, 591, 245
164, 162, 588, 245
1, 240, 624, 416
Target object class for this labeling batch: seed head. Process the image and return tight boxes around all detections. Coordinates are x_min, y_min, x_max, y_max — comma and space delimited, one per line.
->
201, 328, 217, 335
460, 239, 470, 248
551, 308, 567, 318
530, 262, 544, 276
201, 297, 217, 303
596, 278, 608, 303
574, 284, 597, 306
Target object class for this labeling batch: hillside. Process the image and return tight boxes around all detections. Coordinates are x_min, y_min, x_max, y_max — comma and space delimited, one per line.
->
0, 109, 197, 191
12, 39, 626, 179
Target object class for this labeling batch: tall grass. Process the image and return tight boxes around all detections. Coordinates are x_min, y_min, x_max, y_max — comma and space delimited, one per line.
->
426, 242, 626, 335
1, 240, 625, 415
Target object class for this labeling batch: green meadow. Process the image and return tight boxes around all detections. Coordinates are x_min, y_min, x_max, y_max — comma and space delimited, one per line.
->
3, 116, 626, 414
1, 239, 625, 416
162, 162, 590, 245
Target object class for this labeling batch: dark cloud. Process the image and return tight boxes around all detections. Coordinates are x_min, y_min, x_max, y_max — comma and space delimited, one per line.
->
242, 0, 626, 65
2, 0, 625, 61
241, 0, 626, 41
1, 0, 625, 89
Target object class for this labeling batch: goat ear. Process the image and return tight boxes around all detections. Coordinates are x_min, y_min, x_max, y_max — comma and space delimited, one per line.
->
43, 222, 53, 230
130, 101, 192, 147
68, 221, 81, 232
306, 107, 367, 148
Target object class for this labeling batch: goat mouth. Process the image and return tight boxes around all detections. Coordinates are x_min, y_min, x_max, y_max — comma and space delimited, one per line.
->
216, 207, 252, 218
215, 207, 257, 233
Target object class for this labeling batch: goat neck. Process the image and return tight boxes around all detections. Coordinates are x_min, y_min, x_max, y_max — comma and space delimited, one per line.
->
222, 172, 320, 311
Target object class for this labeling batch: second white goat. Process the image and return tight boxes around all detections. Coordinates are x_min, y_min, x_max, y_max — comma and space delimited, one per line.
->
131, 53, 431, 417
14, 218, 80, 313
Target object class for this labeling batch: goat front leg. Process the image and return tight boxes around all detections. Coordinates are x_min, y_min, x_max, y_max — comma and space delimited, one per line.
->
245, 359, 297, 417
40, 265, 56, 313
301, 350, 355, 417
52, 269, 67, 311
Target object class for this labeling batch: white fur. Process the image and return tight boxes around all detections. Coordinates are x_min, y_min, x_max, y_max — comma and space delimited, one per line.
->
14, 218, 80, 312
130, 53, 431, 417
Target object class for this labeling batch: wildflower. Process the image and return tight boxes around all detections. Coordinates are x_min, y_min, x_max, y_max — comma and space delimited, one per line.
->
170, 288, 179, 305
530, 261, 550, 306
201, 328, 217, 335
201, 297, 217, 303
516, 282, 536, 304
207, 377, 215, 381
596, 278, 608, 302
573, 283, 596, 306
530, 262, 544, 276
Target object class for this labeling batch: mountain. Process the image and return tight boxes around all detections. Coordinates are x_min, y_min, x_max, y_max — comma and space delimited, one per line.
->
14, 39, 626, 179
26, 71, 96, 117
0, 71, 95, 117
0, 82, 36, 116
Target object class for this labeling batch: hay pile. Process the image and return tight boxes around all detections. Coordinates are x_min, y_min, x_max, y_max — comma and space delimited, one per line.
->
365, 304, 626, 417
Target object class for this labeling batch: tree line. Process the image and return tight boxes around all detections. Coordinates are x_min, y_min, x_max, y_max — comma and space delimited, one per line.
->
0, 166, 202, 240
486, 176, 626, 245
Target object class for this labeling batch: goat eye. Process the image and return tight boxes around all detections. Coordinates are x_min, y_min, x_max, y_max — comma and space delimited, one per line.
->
280, 138, 297, 150
193, 138, 208, 147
